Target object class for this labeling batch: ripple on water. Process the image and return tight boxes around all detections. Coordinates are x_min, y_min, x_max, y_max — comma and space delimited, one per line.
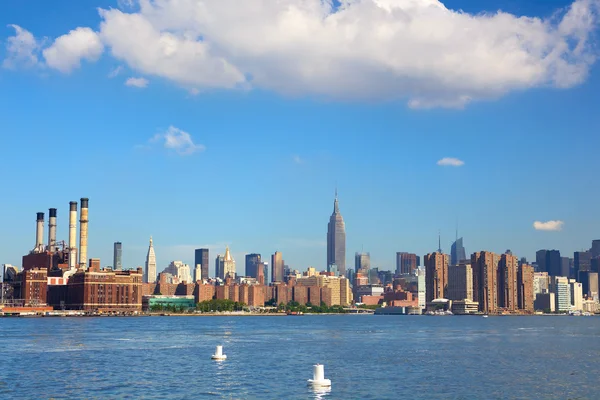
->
1, 316, 599, 399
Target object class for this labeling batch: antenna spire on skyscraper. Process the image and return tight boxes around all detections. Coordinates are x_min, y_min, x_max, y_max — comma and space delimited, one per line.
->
438, 231, 442, 253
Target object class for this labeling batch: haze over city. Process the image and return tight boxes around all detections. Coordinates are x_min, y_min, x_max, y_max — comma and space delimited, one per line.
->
1, 0, 599, 273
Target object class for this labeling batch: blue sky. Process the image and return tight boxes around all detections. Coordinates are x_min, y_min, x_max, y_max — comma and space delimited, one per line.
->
1, 0, 599, 276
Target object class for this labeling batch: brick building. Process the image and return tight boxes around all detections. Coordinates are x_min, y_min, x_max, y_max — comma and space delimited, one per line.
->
65, 268, 143, 311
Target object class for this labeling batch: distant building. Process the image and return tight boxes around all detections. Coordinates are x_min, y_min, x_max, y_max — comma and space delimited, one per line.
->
245, 253, 262, 279
447, 262, 473, 301
592, 240, 600, 258
194, 248, 209, 281
546, 250, 561, 277
113, 242, 122, 270
355, 252, 370, 272
535, 292, 555, 312
162, 261, 192, 284
450, 238, 466, 266
194, 264, 202, 281
271, 251, 284, 283
517, 264, 534, 313
215, 255, 225, 279
223, 247, 236, 279
498, 253, 518, 311
550, 276, 571, 312
578, 271, 598, 300
560, 257, 571, 278
396, 252, 418, 275
471, 251, 500, 314
417, 268, 426, 309
533, 272, 550, 295
424, 252, 449, 302
574, 251, 592, 279
536, 250, 547, 273
144, 237, 157, 284
327, 192, 346, 276
262, 262, 269, 285
570, 279, 583, 311
327, 263, 339, 277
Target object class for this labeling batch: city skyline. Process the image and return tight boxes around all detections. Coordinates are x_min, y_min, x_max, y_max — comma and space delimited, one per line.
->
1, 0, 600, 272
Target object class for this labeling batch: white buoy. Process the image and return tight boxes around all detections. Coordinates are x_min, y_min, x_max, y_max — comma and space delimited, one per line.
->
307, 364, 331, 387
211, 345, 227, 360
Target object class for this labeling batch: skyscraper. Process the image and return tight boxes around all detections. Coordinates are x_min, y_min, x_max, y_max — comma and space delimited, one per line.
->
245, 253, 262, 278
271, 251, 284, 283
223, 247, 236, 278
194, 248, 209, 280
327, 192, 346, 276
498, 253, 518, 311
355, 252, 370, 271
215, 255, 225, 279
113, 242, 122, 270
396, 252, 418, 275
144, 236, 156, 283
424, 252, 449, 302
471, 251, 500, 314
546, 250, 561, 277
592, 240, 600, 258
560, 257, 571, 277
536, 249, 561, 277
575, 251, 592, 279
450, 237, 466, 266
517, 263, 534, 312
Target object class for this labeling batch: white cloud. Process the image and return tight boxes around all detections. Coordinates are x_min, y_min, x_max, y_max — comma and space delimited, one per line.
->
8, 0, 600, 106
293, 155, 304, 164
533, 220, 564, 231
2, 25, 40, 69
150, 126, 205, 155
437, 157, 464, 167
125, 76, 149, 88
108, 65, 123, 78
86, 0, 600, 106
43, 27, 104, 73
98, 8, 245, 89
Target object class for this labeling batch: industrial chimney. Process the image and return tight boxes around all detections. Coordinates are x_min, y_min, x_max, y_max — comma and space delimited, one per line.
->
69, 201, 77, 269
35, 212, 44, 253
48, 208, 57, 253
79, 198, 89, 268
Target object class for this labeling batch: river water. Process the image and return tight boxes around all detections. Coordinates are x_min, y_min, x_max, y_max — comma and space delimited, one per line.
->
1, 315, 598, 399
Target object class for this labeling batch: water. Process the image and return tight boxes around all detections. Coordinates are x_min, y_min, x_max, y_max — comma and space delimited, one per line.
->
1, 315, 599, 399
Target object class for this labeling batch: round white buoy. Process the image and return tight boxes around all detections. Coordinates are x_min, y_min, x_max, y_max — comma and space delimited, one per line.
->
307, 364, 331, 387
211, 345, 227, 360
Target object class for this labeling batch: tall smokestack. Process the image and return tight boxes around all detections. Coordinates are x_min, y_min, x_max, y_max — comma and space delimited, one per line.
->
69, 201, 77, 268
79, 198, 89, 268
35, 212, 44, 253
48, 208, 57, 253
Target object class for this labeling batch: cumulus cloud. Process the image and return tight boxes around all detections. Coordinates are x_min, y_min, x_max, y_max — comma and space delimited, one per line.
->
98, 8, 245, 89
2, 25, 41, 69
150, 126, 205, 155
7, 0, 600, 106
437, 157, 464, 167
88, 0, 600, 106
125, 76, 149, 87
43, 27, 104, 73
533, 220, 564, 231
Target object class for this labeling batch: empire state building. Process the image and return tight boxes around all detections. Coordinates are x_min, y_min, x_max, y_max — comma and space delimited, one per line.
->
327, 192, 346, 276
